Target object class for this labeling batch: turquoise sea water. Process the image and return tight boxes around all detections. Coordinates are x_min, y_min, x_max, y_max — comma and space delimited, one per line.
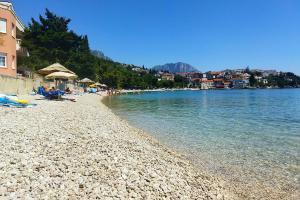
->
103, 89, 300, 198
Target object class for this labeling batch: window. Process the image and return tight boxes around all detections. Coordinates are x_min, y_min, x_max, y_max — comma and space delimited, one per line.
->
12, 55, 15, 69
11, 23, 15, 37
0, 18, 7, 33
0, 53, 7, 67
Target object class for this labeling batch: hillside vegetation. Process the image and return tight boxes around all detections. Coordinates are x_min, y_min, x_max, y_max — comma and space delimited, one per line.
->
19, 9, 158, 89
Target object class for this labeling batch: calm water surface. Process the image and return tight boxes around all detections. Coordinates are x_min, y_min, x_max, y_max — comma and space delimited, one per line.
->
103, 89, 300, 198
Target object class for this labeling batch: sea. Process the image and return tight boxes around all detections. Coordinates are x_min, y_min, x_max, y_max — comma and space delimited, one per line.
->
103, 89, 300, 198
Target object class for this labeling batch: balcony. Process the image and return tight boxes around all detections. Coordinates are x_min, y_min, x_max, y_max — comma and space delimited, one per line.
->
16, 39, 21, 50
16, 39, 29, 56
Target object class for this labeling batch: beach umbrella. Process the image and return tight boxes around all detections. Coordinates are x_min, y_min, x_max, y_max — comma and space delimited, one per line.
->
89, 82, 99, 88
38, 63, 75, 75
79, 78, 94, 83
90, 82, 104, 87
78, 78, 94, 89
45, 72, 78, 80
45, 72, 78, 89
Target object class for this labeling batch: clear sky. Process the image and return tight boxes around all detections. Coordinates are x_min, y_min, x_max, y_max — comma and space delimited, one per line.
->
11, 0, 300, 74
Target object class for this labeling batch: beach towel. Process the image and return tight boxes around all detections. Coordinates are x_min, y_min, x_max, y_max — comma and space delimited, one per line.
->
0, 96, 36, 108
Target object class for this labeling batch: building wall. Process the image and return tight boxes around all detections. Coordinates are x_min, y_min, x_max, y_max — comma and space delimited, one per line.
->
201, 82, 214, 90
0, 7, 17, 77
161, 74, 174, 81
0, 74, 44, 95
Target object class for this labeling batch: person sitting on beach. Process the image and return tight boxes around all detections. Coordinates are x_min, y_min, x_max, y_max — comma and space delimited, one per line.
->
32, 87, 37, 93
65, 87, 71, 94
49, 87, 56, 92
44, 86, 49, 92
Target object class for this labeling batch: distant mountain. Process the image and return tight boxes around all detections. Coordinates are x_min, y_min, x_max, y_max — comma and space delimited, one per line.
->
91, 50, 112, 61
152, 62, 198, 73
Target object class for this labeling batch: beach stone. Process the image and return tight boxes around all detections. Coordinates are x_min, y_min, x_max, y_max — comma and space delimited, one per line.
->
0, 94, 236, 200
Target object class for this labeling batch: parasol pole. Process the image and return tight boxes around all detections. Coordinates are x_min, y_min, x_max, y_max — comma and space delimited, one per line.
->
55, 78, 57, 89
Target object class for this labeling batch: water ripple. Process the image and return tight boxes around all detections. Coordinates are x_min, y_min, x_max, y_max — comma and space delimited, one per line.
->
104, 89, 300, 198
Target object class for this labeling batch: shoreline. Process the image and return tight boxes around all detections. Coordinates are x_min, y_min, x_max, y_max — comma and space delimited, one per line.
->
0, 94, 235, 199
102, 92, 300, 200
119, 87, 300, 95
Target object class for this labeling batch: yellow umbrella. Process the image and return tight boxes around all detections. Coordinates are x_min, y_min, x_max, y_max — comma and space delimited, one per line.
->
89, 82, 102, 88
38, 63, 75, 75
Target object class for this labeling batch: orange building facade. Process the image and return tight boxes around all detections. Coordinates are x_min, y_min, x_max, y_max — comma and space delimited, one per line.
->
0, 2, 24, 77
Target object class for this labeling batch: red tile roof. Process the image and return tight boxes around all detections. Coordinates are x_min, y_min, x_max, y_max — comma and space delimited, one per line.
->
201, 80, 214, 83
213, 78, 224, 82
191, 78, 201, 82
209, 71, 223, 75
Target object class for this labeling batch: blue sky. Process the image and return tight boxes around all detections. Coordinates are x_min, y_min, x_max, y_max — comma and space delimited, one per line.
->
11, 0, 300, 74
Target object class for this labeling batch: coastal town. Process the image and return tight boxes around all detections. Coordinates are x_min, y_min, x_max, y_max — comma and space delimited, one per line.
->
152, 68, 295, 89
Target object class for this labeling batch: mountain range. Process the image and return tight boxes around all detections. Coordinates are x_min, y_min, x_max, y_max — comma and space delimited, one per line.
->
152, 62, 198, 73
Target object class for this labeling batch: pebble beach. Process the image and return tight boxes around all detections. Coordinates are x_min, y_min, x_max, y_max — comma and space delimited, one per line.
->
0, 94, 234, 199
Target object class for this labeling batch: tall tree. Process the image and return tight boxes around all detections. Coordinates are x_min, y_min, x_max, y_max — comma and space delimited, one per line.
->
249, 74, 257, 87
20, 9, 94, 77
20, 9, 161, 89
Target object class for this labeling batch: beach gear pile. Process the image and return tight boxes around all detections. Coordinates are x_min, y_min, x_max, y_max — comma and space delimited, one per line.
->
88, 88, 97, 93
0, 94, 36, 108
37, 86, 77, 102
38, 87, 65, 100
